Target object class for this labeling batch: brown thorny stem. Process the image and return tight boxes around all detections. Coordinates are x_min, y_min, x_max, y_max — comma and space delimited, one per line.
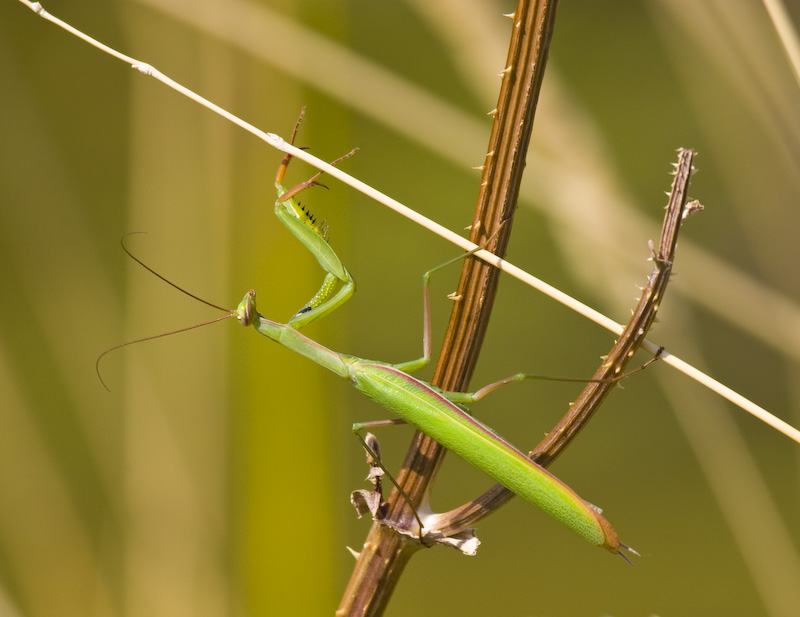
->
338, 2, 561, 616
430, 148, 699, 535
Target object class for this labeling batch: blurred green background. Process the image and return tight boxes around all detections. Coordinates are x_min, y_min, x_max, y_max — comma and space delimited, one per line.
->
2, 0, 800, 615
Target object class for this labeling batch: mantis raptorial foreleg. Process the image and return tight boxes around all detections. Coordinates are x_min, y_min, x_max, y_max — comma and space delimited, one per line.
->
272, 108, 357, 329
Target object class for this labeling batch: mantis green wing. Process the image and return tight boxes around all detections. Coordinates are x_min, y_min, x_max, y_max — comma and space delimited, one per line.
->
350, 361, 620, 551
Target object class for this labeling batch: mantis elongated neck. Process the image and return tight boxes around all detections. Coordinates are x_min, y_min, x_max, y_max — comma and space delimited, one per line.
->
235, 290, 350, 379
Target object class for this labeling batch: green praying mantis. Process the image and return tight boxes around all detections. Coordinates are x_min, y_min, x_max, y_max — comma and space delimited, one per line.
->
103, 112, 648, 560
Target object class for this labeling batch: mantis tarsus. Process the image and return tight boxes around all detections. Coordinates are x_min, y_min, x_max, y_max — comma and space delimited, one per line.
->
103, 114, 664, 560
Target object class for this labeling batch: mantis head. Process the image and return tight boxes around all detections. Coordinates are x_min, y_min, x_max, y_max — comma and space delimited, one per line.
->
236, 290, 258, 327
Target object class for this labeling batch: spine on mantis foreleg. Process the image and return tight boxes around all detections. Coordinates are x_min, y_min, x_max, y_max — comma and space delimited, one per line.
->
270, 113, 357, 329
272, 200, 355, 328
350, 362, 622, 553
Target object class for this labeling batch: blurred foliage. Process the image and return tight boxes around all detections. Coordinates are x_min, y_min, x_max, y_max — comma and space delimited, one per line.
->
1, 0, 799, 616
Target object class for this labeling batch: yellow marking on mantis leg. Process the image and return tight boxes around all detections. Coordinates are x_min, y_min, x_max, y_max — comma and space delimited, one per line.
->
270, 111, 356, 329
